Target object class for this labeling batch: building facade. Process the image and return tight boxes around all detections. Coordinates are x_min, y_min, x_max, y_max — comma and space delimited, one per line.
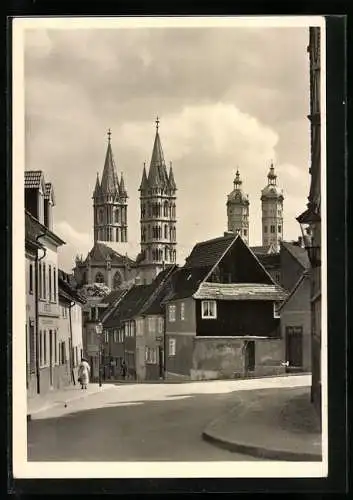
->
25, 171, 65, 396
261, 163, 284, 252
138, 119, 177, 284
297, 27, 322, 419
226, 170, 250, 244
164, 234, 287, 380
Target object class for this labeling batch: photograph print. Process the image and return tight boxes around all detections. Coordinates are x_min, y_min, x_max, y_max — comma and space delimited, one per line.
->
12, 16, 326, 479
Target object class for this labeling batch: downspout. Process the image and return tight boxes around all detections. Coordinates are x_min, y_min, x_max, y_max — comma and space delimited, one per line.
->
34, 233, 47, 395
68, 300, 76, 385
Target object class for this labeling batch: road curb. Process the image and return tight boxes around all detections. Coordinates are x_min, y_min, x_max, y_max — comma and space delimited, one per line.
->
27, 384, 115, 419
202, 430, 322, 462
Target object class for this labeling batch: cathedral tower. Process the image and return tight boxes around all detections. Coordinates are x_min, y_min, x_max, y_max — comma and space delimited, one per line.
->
138, 118, 177, 284
226, 169, 250, 244
93, 130, 128, 246
261, 162, 284, 252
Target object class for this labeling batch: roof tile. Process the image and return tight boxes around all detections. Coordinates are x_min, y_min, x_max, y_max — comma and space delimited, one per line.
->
193, 282, 287, 301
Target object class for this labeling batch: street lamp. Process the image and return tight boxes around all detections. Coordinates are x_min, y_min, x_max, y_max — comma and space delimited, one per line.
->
96, 321, 103, 387
296, 206, 321, 268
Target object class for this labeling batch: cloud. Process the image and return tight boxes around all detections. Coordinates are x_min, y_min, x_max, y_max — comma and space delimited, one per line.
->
54, 221, 91, 272
24, 25, 311, 271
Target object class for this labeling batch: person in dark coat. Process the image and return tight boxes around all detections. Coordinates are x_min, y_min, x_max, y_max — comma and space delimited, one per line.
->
121, 359, 127, 380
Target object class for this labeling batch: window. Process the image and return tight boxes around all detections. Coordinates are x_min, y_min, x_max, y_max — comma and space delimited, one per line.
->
29, 263, 33, 294
201, 300, 217, 319
119, 329, 124, 343
38, 263, 42, 298
113, 272, 122, 289
95, 272, 105, 284
270, 225, 275, 233
168, 305, 176, 322
39, 330, 43, 366
168, 338, 176, 356
145, 347, 157, 364
104, 330, 109, 343
278, 225, 282, 233
243, 229, 247, 237
43, 263, 47, 299
158, 317, 163, 334
148, 317, 155, 333
49, 265, 52, 301
113, 330, 118, 342
180, 302, 185, 321
60, 341, 66, 365
264, 226, 268, 234
43, 330, 47, 365
54, 330, 57, 364
273, 302, 280, 318
53, 267, 57, 301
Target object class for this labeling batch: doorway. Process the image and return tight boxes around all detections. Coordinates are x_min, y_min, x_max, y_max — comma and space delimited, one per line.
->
49, 330, 53, 387
158, 346, 164, 378
285, 326, 303, 372
245, 341, 255, 373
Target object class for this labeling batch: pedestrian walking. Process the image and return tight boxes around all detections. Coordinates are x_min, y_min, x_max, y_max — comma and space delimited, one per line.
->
78, 357, 91, 390
121, 359, 127, 380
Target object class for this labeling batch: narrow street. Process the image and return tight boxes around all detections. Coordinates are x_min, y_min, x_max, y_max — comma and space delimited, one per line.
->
27, 376, 310, 462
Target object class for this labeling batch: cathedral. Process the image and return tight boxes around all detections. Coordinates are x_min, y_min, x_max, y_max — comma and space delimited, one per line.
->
74, 119, 177, 289
74, 115, 284, 292
226, 162, 284, 253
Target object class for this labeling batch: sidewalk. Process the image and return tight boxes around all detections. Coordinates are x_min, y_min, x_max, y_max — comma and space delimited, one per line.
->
202, 386, 322, 461
27, 383, 112, 419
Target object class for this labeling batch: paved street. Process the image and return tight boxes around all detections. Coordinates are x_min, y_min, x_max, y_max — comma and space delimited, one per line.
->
27, 375, 310, 462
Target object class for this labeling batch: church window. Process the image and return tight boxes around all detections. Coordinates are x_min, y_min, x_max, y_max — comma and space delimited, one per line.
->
148, 225, 151, 239
278, 225, 282, 233
98, 209, 104, 224
115, 209, 120, 223
164, 201, 169, 217
113, 272, 122, 290
164, 225, 168, 239
165, 247, 168, 261
95, 272, 105, 284
158, 203, 161, 217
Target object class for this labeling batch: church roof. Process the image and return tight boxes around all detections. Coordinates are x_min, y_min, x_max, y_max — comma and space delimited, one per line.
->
85, 241, 135, 265
119, 172, 127, 196
93, 173, 101, 197
100, 141, 120, 195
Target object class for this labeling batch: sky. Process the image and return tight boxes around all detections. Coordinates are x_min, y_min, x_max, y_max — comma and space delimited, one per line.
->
24, 21, 311, 273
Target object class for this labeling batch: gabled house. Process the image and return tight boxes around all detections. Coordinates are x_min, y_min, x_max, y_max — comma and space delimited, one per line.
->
101, 265, 179, 381
164, 234, 287, 381
25, 171, 65, 396
278, 241, 311, 374
58, 270, 86, 388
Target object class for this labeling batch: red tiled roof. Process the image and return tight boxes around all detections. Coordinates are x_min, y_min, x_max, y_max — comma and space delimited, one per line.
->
25, 170, 43, 189
193, 282, 288, 301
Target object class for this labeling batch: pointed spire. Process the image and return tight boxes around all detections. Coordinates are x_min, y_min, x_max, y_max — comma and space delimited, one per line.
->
93, 171, 101, 198
168, 161, 177, 190
120, 172, 127, 196
139, 162, 149, 191
100, 129, 119, 195
148, 117, 169, 189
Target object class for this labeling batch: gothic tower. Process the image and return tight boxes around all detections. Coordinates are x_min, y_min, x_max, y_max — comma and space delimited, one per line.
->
93, 130, 128, 247
261, 162, 284, 252
226, 169, 250, 244
138, 118, 177, 284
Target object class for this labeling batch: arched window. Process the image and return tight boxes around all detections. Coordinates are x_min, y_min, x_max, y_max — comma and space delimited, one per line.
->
115, 209, 120, 223
95, 272, 105, 284
165, 247, 168, 261
164, 225, 168, 239
113, 272, 122, 290
158, 203, 161, 217
164, 201, 169, 217
116, 228, 120, 242
98, 209, 104, 224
